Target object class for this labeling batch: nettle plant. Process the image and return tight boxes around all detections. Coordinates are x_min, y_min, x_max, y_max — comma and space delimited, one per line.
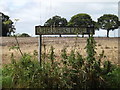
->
60, 35, 113, 89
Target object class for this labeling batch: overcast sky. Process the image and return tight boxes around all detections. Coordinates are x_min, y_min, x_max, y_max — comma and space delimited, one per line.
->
0, 0, 119, 37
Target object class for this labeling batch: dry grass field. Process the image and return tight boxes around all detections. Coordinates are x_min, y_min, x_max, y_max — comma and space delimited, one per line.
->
0, 37, 119, 64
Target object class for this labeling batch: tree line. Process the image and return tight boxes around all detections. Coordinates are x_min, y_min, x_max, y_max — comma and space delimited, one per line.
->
1, 12, 119, 37
44, 13, 119, 37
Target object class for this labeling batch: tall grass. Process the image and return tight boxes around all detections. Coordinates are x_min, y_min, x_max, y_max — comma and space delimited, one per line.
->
2, 35, 120, 89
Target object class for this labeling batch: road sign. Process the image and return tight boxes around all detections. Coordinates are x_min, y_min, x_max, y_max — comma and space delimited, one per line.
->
35, 26, 95, 35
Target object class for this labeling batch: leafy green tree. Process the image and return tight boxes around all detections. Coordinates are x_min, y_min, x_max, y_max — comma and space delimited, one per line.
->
44, 15, 67, 27
68, 13, 96, 37
97, 14, 119, 37
1, 12, 14, 36
44, 15, 68, 37
18, 33, 30, 37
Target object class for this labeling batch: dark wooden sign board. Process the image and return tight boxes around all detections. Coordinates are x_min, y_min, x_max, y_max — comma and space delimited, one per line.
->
35, 26, 95, 35
35, 26, 95, 65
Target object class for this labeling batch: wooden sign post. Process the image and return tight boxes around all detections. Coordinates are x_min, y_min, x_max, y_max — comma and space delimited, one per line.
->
38, 35, 42, 66
35, 26, 95, 65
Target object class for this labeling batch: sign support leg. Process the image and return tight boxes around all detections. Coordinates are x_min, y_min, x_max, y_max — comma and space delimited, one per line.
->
38, 35, 42, 66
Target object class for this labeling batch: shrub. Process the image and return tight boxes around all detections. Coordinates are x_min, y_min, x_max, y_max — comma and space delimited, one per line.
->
19, 33, 30, 37
104, 66, 120, 88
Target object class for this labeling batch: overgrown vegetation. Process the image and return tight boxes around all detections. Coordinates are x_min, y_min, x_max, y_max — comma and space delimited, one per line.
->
2, 35, 120, 89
